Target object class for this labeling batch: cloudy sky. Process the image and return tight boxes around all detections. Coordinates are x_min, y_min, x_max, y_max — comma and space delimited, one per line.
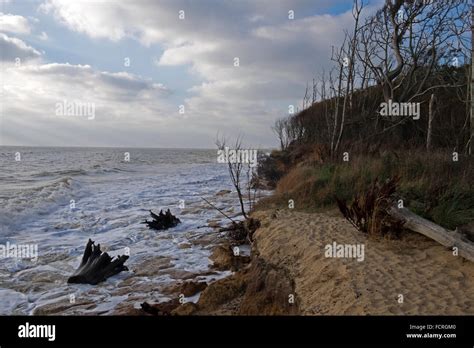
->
0, 0, 380, 148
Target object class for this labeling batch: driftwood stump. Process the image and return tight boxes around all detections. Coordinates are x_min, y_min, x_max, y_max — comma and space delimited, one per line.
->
67, 239, 129, 285
142, 209, 181, 230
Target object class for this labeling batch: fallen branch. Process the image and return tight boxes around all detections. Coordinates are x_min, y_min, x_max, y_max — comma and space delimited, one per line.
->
201, 196, 236, 223
336, 176, 474, 262
388, 207, 474, 262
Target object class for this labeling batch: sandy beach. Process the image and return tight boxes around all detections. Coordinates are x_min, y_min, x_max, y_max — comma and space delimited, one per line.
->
192, 208, 474, 315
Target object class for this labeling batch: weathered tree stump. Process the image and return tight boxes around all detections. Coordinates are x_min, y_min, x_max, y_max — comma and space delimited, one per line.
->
142, 209, 181, 230
67, 239, 129, 285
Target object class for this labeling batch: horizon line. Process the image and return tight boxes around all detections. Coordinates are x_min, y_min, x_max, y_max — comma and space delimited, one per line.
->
0, 144, 276, 150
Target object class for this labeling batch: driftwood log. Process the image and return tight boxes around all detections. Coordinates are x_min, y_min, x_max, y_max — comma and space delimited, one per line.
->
389, 207, 474, 262
142, 209, 181, 230
67, 239, 129, 285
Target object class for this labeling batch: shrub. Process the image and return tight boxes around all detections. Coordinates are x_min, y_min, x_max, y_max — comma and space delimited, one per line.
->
335, 176, 405, 237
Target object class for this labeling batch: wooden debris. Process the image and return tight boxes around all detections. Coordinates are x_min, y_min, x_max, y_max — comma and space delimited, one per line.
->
336, 176, 474, 262
389, 207, 474, 262
67, 239, 129, 285
142, 209, 181, 230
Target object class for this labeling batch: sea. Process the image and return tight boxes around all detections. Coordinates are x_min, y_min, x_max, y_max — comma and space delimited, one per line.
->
0, 147, 251, 315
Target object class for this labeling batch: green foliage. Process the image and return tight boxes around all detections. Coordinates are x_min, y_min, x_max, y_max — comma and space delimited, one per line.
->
267, 149, 474, 229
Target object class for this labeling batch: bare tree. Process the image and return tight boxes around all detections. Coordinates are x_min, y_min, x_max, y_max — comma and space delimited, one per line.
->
470, 4, 473, 155
334, 0, 364, 154
272, 117, 290, 151
426, 93, 435, 151
283, 0, 469, 152
216, 135, 247, 219
329, 42, 346, 156
246, 164, 258, 212
358, 0, 468, 103
323, 0, 365, 156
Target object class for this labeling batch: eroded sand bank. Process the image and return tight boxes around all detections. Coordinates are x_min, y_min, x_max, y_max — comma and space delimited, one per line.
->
245, 209, 474, 315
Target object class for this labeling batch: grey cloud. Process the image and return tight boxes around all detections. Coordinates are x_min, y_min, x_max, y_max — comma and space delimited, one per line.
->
5, 0, 379, 147
0, 33, 41, 61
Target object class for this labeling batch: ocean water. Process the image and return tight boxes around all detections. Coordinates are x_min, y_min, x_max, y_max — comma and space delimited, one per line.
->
0, 147, 245, 315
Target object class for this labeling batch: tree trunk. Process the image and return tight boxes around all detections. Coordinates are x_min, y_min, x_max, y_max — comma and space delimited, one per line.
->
470, 5, 473, 155
389, 207, 474, 262
426, 93, 435, 151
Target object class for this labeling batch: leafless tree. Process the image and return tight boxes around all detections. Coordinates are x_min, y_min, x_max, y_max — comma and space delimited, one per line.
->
358, 0, 468, 103
285, 0, 470, 153
272, 117, 290, 151
216, 135, 248, 219
426, 93, 435, 151
324, 0, 365, 156
470, 4, 473, 155
334, 0, 364, 154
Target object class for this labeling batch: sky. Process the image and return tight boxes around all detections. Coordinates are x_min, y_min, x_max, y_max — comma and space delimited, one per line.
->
0, 0, 381, 148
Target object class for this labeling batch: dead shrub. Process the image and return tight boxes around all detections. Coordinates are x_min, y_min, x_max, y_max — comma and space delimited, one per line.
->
335, 176, 405, 237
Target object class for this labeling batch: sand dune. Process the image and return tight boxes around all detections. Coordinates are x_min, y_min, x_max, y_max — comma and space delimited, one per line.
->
251, 209, 474, 315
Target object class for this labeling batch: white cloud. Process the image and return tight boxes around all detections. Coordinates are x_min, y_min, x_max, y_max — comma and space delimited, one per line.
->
4, 0, 376, 147
158, 42, 218, 67
0, 12, 31, 34
1, 61, 178, 146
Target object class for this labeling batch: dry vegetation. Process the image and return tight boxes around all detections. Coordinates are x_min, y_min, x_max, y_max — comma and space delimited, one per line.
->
257, 148, 474, 230
256, 0, 472, 234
